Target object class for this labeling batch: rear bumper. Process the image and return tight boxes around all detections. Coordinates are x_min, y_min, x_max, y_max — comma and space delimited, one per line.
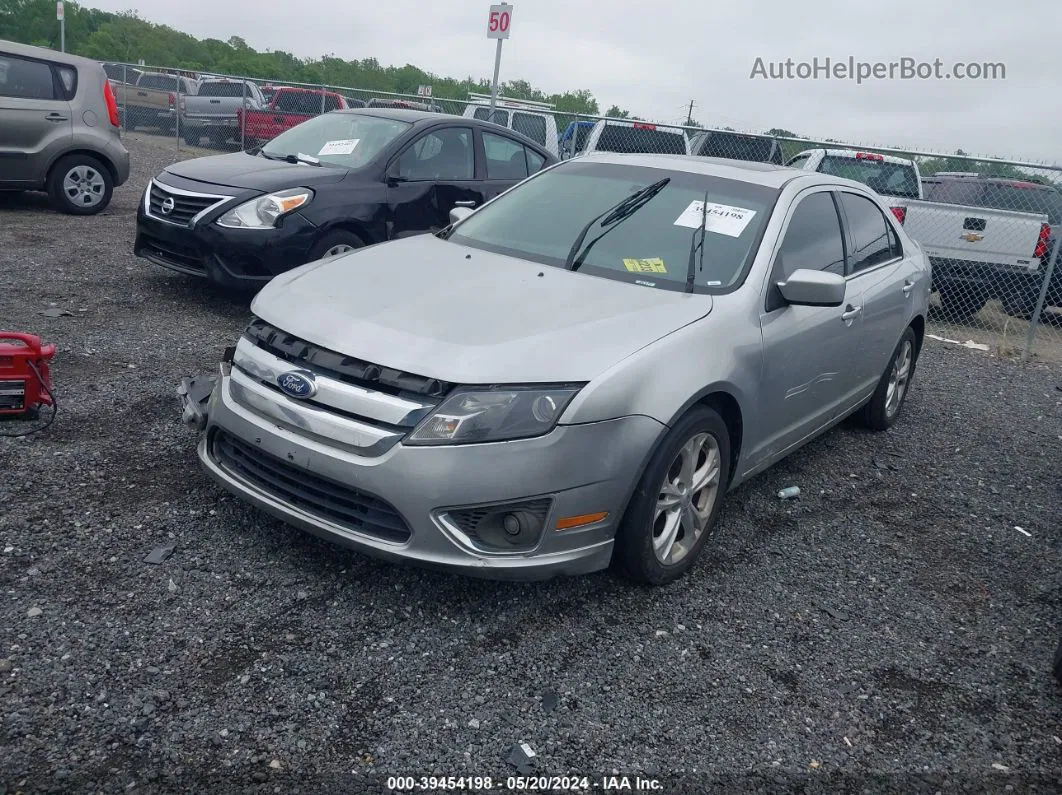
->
930, 257, 1047, 296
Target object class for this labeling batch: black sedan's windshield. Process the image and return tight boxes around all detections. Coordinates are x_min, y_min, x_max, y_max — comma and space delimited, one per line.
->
449, 161, 778, 292
261, 113, 410, 169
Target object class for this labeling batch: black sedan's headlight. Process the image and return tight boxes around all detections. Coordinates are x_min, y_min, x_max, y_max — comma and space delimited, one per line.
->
405, 385, 582, 446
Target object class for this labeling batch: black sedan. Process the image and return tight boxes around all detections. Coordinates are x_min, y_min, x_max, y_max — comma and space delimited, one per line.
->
134, 109, 556, 289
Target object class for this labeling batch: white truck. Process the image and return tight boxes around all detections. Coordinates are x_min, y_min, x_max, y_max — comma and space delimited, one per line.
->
786, 148, 923, 201
180, 78, 266, 148
462, 93, 559, 157
895, 174, 1059, 320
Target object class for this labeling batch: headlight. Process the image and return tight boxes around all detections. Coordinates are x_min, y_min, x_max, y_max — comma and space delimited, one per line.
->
406, 386, 582, 446
217, 188, 313, 229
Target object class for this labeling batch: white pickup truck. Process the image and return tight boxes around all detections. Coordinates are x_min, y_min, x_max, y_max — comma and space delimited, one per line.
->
896, 175, 1058, 320
180, 78, 266, 148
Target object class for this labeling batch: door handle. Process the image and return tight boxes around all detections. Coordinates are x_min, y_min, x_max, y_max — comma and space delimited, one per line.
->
453, 200, 477, 208
45, 114, 68, 122
902, 280, 915, 297
840, 304, 862, 322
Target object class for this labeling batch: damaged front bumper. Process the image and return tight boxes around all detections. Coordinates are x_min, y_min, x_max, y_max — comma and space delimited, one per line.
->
176, 371, 220, 432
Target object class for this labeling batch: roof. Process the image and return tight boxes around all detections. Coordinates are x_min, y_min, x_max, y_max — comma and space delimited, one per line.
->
0, 38, 101, 70
338, 107, 463, 123
569, 152, 823, 188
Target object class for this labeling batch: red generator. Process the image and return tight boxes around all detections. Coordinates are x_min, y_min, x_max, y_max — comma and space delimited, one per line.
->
0, 332, 56, 420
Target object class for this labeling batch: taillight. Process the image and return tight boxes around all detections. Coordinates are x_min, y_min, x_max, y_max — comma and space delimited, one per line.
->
855, 152, 884, 161
103, 80, 120, 127
168, 92, 175, 106
1034, 223, 1050, 259
890, 206, 906, 225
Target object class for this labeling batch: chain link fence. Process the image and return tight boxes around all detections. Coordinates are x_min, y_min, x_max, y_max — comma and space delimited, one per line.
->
103, 62, 1062, 360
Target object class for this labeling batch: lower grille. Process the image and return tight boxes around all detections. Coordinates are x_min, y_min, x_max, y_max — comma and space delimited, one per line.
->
211, 429, 412, 543
139, 232, 206, 274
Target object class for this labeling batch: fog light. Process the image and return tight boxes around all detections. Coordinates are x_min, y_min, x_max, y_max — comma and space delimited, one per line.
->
440, 499, 552, 552
502, 513, 522, 536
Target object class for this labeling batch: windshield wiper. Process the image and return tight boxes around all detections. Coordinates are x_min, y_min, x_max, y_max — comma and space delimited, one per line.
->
564, 177, 670, 271
685, 190, 710, 293
259, 151, 322, 167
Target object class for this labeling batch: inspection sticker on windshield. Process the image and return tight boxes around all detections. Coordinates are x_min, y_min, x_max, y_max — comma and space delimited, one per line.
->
674, 201, 756, 237
317, 139, 360, 156
623, 257, 667, 274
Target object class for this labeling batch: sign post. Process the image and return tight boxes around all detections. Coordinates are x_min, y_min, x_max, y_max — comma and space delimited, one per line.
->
56, 2, 65, 52
486, 3, 512, 114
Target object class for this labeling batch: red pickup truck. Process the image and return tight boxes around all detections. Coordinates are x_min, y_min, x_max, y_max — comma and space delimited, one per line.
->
236, 87, 349, 146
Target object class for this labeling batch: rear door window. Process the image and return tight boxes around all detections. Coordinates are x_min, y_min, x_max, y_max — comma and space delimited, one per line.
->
512, 112, 547, 145
0, 54, 57, 100
483, 131, 529, 180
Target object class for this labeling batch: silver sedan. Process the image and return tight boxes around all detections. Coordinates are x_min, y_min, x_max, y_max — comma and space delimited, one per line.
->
181, 153, 931, 584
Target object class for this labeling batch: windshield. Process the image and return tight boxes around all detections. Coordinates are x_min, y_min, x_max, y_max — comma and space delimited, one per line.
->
593, 124, 688, 155
924, 180, 1062, 223
449, 161, 777, 293
198, 81, 249, 98
818, 155, 920, 199
261, 113, 410, 168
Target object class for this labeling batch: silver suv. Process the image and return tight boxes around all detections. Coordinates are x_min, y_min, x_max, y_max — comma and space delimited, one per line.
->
0, 40, 130, 214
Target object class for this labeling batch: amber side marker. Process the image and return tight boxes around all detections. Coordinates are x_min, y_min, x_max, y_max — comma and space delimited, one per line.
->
555, 512, 609, 530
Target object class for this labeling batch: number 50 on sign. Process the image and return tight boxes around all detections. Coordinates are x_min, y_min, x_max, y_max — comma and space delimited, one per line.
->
487, 4, 512, 39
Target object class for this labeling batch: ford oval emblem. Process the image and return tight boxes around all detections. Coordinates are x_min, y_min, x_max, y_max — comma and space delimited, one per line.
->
276, 370, 317, 399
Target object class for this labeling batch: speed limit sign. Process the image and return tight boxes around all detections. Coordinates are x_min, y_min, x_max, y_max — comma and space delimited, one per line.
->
487, 4, 512, 39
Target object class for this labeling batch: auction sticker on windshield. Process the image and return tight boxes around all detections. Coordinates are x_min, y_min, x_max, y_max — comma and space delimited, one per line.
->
674, 201, 756, 237
318, 139, 360, 156
623, 257, 667, 274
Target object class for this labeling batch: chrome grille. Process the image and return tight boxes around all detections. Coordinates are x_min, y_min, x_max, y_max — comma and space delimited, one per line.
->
146, 180, 231, 227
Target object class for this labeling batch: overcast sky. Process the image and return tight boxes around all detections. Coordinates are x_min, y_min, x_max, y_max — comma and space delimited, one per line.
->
88, 0, 1059, 163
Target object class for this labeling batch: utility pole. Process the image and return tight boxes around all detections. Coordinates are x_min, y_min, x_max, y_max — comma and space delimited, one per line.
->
686, 99, 695, 126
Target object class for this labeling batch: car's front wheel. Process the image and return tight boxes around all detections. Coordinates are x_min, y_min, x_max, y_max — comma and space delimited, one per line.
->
48, 155, 113, 215
614, 406, 730, 585
309, 230, 366, 262
860, 326, 918, 431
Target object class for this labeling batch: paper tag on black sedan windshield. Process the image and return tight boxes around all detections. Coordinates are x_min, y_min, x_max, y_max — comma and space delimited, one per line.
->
318, 139, 360, 156
674, 201, 756, 237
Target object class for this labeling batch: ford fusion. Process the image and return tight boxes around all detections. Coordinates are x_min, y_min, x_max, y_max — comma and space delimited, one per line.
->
180, 153, 931, 584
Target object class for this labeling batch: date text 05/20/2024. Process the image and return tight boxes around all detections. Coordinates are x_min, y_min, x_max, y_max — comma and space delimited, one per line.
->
385, 775, 664, 791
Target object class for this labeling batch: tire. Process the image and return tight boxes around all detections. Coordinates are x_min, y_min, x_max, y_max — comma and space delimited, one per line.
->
936, 288, 986, 322
308, 230, 366, 262
47, 154, 113, 215
614, 405, 731, 585
208, 129, 229, 148
1001, 291, 1037, 320
860, 326, 918, 431
183, 127, 202, 147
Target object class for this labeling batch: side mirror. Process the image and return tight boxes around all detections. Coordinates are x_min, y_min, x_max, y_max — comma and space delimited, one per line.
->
449, 206, 474, 225
777, 268, 846, 307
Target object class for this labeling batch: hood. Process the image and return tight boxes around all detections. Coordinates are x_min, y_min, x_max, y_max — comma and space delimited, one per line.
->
163, 152, 348, 192
251, 235, 712, 384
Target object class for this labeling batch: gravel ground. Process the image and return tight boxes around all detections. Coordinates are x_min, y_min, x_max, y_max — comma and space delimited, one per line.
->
1, 134, 1061, 794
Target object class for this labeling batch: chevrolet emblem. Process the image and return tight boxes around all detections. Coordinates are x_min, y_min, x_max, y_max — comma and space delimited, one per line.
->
961, 232, 984, 243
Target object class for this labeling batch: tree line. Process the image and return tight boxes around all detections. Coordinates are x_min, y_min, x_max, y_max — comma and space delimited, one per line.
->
1, 0, 1054, 183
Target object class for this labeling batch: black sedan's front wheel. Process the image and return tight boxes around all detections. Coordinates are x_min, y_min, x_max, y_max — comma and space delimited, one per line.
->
614, 406, 730, 585
309, 230, 366, 262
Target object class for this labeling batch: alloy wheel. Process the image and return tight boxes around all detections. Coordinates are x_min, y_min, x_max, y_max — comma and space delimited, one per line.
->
652, 432, 722, 566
